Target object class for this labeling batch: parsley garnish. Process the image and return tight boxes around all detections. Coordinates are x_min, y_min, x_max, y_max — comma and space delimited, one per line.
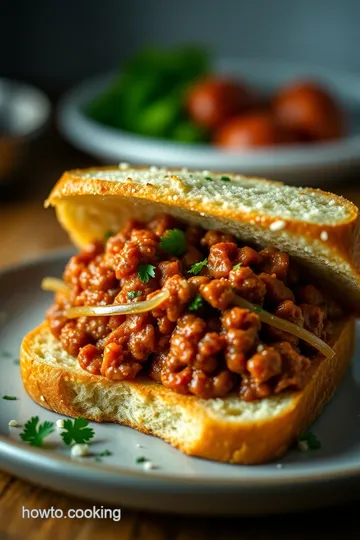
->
136, 456, 147, 463
2, 395, 17, 400
253, 305, 263, 313
61, 417, 95, 446
188, 294, 204, 312
20, 416, 55, 447
104, 230, 115, 241
95, 449, 112, 462
138, 264, 156, 283
188, 258, 207, 275
205, 176, 213, 181
221, 176, 231, 182
14, 359, 20, 365
232, 263, 242, 270
99, 449, 112, 457
160, 229, 186, 257
128, 290, 142, 299
298, 431, 321, 450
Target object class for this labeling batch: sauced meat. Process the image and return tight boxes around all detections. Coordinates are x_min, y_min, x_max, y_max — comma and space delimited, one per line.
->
257, 247, 290, 281
200, 279, 234, 310
229, 266, 266, 303
47, 213, 342, 401
208, 242, 238, 278
265, 300, 304, 345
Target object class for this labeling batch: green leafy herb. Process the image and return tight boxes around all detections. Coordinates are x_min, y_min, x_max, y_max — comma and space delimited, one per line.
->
14, 359, 20, 365
188, 258, 208, 276
95, 449, 112, 462
138, 264, 156, 283
221, 176, 231, 182
205, 176, 213, 181
136, 456, 147, 464
86, 45, 209, 141
99, 449, 112, 457
232, 263, 242, 271
188, 294, 204, 312
20, 416, 55, 447
298, 431, 321, 450
61, 417, 95, 446
2, 395, 17, 400
104, 230, 115, 241
160, 229, 186, 257
128, 290, 142, 299
253, 305, 263, 313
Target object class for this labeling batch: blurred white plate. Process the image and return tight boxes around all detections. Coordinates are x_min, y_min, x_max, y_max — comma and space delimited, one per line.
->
57, 58, 360, 185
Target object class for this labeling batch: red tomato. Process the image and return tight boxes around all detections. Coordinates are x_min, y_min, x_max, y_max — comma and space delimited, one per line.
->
186, 78, 253, 131
272, 81, 345, 142
214, 112, 293, 149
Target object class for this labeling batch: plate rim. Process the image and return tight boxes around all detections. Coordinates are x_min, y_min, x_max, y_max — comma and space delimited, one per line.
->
1, 250, 360, 489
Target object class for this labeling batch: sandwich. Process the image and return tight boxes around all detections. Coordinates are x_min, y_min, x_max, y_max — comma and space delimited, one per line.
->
20, 165, 360, 464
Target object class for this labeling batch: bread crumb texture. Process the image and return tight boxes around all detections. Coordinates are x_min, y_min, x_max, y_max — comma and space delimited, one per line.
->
80, 167, 349, 225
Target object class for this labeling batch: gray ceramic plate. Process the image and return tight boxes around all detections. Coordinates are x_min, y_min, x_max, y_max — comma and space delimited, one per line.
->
1, 251, 360, 515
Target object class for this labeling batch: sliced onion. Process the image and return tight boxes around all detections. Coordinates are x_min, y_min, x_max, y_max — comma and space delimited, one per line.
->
65, 289, 170, 319
41, 277, 72, 298
233, 295, 335, 359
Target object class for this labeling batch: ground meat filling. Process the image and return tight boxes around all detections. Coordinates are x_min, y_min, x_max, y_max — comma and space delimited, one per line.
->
47, 214, 342, 401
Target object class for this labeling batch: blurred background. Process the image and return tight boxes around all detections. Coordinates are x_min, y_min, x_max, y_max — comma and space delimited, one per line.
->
1, 0, 360, 266
3, 0, 360, 93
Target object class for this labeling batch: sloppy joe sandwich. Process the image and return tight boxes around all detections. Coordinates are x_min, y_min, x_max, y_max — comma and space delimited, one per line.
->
20, 166, 360, 464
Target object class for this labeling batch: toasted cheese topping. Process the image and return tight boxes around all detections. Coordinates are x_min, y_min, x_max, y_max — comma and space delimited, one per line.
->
79, 167, 350, 225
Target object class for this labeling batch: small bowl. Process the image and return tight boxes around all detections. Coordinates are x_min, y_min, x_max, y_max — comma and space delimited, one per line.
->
0, 78, 51, 184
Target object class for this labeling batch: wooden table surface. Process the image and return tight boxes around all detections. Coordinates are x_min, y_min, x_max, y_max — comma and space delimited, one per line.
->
1, 132, 360, 538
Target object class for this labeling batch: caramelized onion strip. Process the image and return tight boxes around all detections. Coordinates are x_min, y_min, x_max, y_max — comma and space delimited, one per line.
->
233, 295, 335, 359
41, 277, 72, 298
65, 290, 170, 319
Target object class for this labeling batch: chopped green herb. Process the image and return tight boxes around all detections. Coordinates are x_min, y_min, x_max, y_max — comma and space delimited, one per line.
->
14, 359, 20, 365
232, 263, 242, 270
160, 229, 186, 257
221, 176, 231, 182
94, 449, 112, 462
128, 290, 142, 299
2, 395, 17, 400
138, 264, 156, 283
61, 417, 95, 446
104, 230, 115, 241
205, 176, 213, 181
188, 258, 208, 276
20, 416, 55, 447
100, 449, 112, 457
253, 305, 263, 313
188, 294, 204, 312
298, 431, 321, 450
136, 456, 147, 464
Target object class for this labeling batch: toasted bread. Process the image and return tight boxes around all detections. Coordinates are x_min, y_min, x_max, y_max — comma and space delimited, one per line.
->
20, 318, 354, 465
19, 166, 359, 464
46, 166, 360, 312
